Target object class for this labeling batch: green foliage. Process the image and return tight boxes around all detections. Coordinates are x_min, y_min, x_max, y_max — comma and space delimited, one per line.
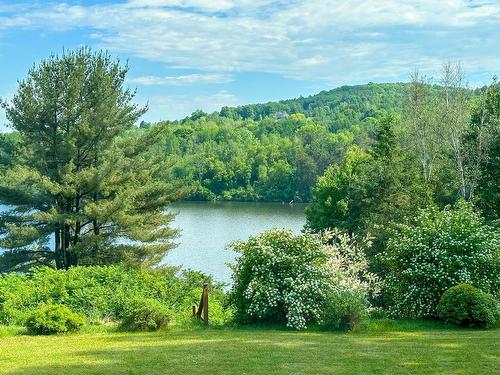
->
306, 145, 370, 233
0, 132, 21, 172
228, 229, 376, 330
437, 284, 499, 328
382, 203, 500, 319
0, 48, 186, 271
306, 115, 424, 271
26, 304, 85, 335
220, 83, 405, 128
321, 290, 368, 331
153, 83, 414, 204
0, 265, 229, 327
306, 75, 499, 274
473, 78, 500, 222
119, 297, 170, 331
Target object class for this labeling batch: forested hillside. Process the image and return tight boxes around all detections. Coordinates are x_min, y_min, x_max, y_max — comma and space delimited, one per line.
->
0, 81, 488, 204
219, 82, 406, 128
145, 83, 418, 202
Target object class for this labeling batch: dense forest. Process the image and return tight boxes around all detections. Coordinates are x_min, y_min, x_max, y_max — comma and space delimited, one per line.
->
4, 82, 405, 203
137, 83, 430, 202
1, 79, 496, 207
134, 79, 491, 207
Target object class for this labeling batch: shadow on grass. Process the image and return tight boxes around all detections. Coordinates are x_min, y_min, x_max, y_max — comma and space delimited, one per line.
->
3, 327, 499, 375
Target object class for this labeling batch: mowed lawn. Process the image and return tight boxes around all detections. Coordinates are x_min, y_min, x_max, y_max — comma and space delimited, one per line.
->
0, 324, 499, 375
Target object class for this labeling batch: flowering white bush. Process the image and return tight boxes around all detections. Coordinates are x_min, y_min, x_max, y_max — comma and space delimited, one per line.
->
381, 202, 500, 319
321, 230, 379, 330
228, 229, 377, 330
322, 230, 379, 297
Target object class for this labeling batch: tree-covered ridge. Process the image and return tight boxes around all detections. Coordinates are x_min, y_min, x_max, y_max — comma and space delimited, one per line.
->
2, 80, 491, 206
2, 79, 493, 207
155, 113, 362, 202
145, 82, 478, 203
219, 83, 406, 128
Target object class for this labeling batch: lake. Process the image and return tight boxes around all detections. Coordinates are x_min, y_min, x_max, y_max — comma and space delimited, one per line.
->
167, 202, 306, 283
0, 202, 307, 283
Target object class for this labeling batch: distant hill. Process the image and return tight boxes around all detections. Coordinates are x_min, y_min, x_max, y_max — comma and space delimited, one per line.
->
218, 82, 409, 131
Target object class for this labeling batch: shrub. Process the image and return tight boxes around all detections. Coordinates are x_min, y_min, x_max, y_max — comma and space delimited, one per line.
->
0, 266, 229, 327
26, 304, 85, 335
221, 187, 260, 201
119, 297, 170, 331
437, 284, 499, 328
381, 202, 500, 319
0, 273, 38, 325
228, 229, 376, 330
322, 290, 368, 331
187, 185, 216, 201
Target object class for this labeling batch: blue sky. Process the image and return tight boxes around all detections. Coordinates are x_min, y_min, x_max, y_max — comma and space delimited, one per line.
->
0, 0, 499, 129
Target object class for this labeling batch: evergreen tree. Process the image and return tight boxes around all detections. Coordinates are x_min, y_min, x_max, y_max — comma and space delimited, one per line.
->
305, 115, 424, 252
473, 78, 500, 222
0, 132, 21, 172
0, 48, 186, 271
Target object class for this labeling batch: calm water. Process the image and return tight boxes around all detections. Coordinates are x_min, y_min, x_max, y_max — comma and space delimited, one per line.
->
166, 202, 306, 283
0, 202, 306, 283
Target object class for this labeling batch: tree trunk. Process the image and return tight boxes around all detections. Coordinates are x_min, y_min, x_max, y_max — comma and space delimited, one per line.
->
54, 225, 62, 269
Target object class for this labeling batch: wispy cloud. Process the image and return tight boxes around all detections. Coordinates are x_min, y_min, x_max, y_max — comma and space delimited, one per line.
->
126, 0, 236, 12
128, 73, 233, 86
0, 1, 499, 86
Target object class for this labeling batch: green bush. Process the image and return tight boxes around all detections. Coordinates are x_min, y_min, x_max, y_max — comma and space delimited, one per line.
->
26, 304, 85, 335
322, 290, 368, 331
119, 297, 170, 331
228, 230, 329, 329
228, 229, 376, 330
381, 202, 500, 319
0, 266, 229, 327
437, 284, 499, 328
221, 187, 260, 201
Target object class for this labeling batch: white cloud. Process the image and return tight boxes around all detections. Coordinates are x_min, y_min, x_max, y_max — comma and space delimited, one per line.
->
297, 55, 329, 67
128, 73, 233, 86
0, 0, 498, 86
139, 90, 239, 120
126, 0, 236, 11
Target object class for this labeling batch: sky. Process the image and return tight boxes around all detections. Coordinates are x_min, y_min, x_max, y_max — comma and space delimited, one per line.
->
0, 0, 499, 129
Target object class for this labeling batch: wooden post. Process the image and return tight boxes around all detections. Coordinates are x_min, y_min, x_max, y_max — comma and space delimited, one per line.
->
194, 283, 209, 325
202, 283, 208, 325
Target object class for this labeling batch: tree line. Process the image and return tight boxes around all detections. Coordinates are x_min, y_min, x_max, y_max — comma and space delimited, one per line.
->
143, 83, 422, 202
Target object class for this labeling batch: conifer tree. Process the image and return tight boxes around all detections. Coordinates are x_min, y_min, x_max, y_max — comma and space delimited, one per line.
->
0, 48, 186, 271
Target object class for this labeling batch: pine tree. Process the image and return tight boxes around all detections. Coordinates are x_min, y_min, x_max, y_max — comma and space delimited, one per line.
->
0, 48, 186, 271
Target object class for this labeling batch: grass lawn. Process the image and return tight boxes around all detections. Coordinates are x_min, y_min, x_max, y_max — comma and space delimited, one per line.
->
0, 322, 499, 375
